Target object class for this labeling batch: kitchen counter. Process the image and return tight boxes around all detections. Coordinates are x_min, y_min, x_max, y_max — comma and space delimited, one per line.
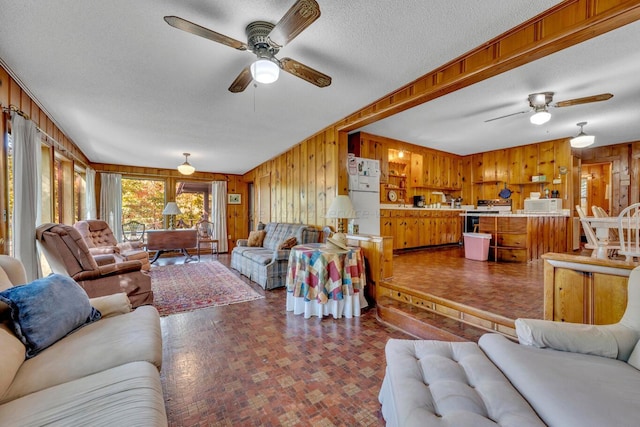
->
460, 212, 570, 217
380, 204, 465, 211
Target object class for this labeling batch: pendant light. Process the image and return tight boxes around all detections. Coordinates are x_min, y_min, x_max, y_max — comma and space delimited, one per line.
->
570, 122, 595, 148
177, 153, 195, 175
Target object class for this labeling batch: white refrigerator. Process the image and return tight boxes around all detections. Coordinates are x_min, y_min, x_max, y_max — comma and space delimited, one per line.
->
347, 156, 381, 235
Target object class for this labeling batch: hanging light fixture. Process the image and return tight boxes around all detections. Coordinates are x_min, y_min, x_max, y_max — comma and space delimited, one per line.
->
250, 58, 280, 84
570, 122, 595, 148
528, 92, 553, 125
530, 106, 551, 125
177, 152, 195, 175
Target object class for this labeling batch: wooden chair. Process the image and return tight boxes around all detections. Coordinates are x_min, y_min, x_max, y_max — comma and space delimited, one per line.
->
618, 203, 640, 262
196, 220, 218, 261
592, 205, 620, 243
122, 220, 146, 244
576, 205, 599, 258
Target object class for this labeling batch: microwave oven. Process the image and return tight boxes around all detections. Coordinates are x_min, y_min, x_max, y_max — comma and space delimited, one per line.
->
524, 198, 563, 213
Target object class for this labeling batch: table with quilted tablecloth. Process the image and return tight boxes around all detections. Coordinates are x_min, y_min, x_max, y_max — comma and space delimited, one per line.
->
285, 243, 367, 319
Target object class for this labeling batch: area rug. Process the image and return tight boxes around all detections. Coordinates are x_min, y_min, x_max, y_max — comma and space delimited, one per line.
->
149, 261, 264, 316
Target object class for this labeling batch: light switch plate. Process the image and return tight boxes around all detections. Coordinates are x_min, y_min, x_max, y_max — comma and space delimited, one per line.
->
553, 178, 562, 184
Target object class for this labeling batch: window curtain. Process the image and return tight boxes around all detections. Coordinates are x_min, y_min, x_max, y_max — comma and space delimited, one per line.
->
85, 167, 97, 219
212, 181, 228, 253
11, 114, 42, 281
100, 172, 122, 241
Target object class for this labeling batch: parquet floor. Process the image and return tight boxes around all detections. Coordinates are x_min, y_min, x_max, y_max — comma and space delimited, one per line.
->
157, 247, 547, 426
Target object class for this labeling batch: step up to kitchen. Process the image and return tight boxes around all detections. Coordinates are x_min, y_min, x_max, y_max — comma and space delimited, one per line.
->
376, 296, 490, 342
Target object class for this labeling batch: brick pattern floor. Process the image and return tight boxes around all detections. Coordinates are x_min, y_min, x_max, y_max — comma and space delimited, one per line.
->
158, 255, 411, 427
158, 246, 547, 426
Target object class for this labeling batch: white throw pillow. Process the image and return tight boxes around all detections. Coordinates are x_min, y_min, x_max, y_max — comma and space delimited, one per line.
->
515, 318, 618, 359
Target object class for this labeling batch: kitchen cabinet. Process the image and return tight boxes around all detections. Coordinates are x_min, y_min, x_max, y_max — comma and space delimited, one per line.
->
477, 214, 569, 262
542, 253, 632, 324
381, 208, 463, 250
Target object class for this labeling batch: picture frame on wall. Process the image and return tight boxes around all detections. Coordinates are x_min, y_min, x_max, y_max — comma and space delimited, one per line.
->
228, 194, 241, 204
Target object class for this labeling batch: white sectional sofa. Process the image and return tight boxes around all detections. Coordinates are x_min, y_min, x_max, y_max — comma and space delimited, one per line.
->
0, 255, 167, 426
379, 265, 640, 427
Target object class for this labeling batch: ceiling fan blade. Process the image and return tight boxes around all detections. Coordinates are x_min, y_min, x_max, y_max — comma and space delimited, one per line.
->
554, 93, 613, 108
484, 110, 529, 123
164, 16, 247, 51
280, 58, 331, 88
228, 67, 253, 93
268, 0, 321, 47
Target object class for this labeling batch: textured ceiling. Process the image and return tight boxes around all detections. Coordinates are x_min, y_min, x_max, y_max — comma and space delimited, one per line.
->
0, 0, 597, 175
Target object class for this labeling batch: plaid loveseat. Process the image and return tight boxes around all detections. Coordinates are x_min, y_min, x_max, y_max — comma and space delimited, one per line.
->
231, 223, 320, 290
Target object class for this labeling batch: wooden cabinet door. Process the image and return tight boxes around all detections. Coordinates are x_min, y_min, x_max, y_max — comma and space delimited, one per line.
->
410, 153, 424, 187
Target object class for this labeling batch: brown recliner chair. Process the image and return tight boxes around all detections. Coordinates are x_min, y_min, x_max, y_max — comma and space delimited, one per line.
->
36, 223, 153, 307
73, 220, 150, 271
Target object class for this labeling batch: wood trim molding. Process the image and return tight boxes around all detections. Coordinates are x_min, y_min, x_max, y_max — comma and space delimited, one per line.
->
336, 0, 640, 133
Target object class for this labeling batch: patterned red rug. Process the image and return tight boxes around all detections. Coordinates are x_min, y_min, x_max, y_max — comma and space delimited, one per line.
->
149, 261, 264, 316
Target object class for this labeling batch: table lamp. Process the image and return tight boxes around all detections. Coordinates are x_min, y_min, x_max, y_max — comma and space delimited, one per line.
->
162, 202, 182, 230
325, 195, 357, 234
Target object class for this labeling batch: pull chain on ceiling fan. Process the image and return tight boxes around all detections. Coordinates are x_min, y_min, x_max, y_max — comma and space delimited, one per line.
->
164, 0, 331, 93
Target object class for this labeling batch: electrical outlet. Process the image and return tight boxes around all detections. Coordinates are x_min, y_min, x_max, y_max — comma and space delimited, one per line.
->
228, 234, 231, 239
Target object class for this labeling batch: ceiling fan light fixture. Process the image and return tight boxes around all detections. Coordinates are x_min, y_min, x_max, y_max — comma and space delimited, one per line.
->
570, 122, 595, 148
177, 152, 195, 175
250, 58, 280, 84
530, 109, 551, 125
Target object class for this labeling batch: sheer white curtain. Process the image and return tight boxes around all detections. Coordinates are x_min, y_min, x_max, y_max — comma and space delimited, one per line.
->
11, 114, 42, 281
85, 167, 97, 219
212, 181, 228, 253
100, 173, 122, 241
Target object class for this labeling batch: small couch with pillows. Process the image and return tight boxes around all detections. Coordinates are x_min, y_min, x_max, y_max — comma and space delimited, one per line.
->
231, 222, 320, 290
0, 255, 167, 426
379, 264, 640, 427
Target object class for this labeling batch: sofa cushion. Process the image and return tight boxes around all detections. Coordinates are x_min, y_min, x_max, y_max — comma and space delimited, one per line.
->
627, 339, 640, 370
247, 230, 267, 247
0, 322, 25, 400
0, 274, 101, 359
480, 333, 640, 427
0, 361, 167, 426
1, 305, 162, 403
242, 249, 274, 266
89, 293, 132, 318
379, 339, 544, 427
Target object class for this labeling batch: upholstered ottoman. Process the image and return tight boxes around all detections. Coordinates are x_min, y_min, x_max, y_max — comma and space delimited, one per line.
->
378, 339, 543, 427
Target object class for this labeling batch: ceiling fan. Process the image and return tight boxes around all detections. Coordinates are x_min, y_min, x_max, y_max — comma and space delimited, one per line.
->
164, 0, 331, 93
484, 92, 613, 124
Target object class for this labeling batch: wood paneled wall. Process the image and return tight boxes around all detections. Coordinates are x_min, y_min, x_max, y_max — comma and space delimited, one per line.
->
242, 128, 342, 230
579, 141, 640, 214
91, 163, 247, 250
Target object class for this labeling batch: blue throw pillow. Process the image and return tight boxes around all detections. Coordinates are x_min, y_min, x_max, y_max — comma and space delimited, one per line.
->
0, 274, 101, 358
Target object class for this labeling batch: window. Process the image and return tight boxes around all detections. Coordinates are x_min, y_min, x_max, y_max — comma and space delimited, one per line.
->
53, 153, 73, 224
74, 167, 86, 222
122, 178, 165, 230
175, 181, 212, 227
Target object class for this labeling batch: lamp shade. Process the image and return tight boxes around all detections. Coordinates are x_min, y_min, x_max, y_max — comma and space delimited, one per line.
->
162, 202, 182, 215
178, 153, 195, 175
250, 59, 280, 84
326, 195, 357, 219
